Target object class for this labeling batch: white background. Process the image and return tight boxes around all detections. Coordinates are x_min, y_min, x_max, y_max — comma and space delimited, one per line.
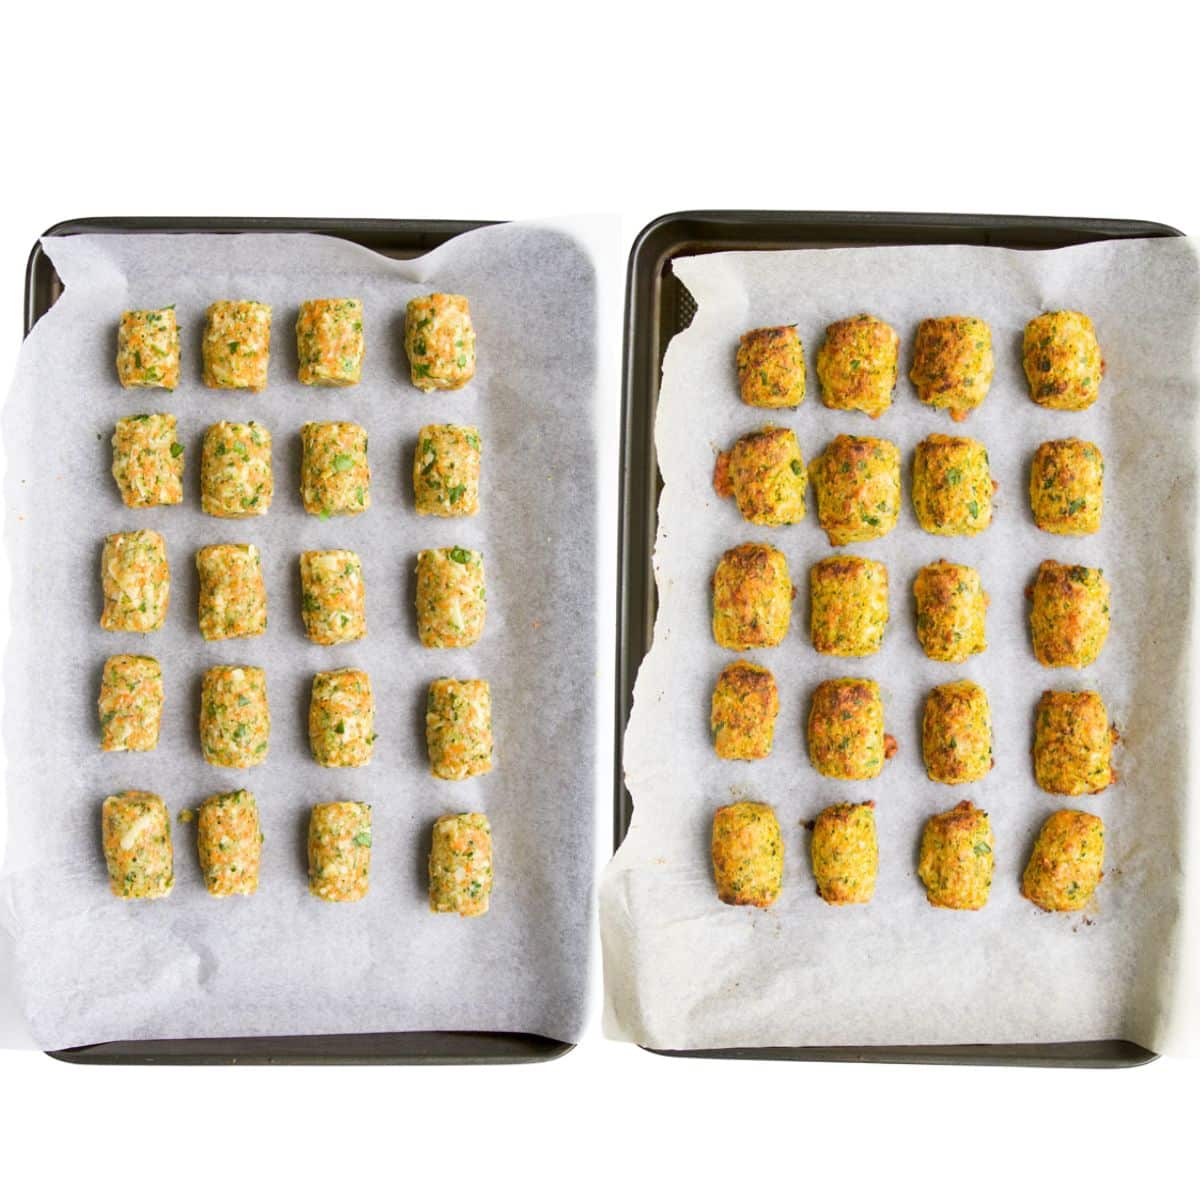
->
0, 2, 1196, 1194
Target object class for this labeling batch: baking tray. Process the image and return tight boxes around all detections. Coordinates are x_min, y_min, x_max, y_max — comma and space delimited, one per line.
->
617, 209, 1184, 1068
22, 215, 571, 1067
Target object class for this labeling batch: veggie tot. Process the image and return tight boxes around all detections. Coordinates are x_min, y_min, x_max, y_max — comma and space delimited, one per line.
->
404, 293, 476, 391
296, 298, 364, 386
917, 801, 994, 911
299, 550, 366, 645
200, 421, 273, 518
913, 560, 988, 663
98, 653, 163, 752
101, 791, 173, 899
712, 543, 793, 650
735, 325, 806, 409
807, 677, 896, 781
1028, 560, 1110, 668
922, 681, 993, 785
416, 548, 486, 649
308, 801, 372, 902
413, 424, 481, 518
426, 678, 493, 781
200, 666, 270, 768
1021, 810, 1105, 912
809, 555, 889, 657
713, 426, 806, 526
196, 544, 267, 641
429, 813, 494, 917
116, 307, 180, 389
111, 414, 184, 507
710, 660, 779, 761
100, 530, 170, 633
202, 301, 272, 391
1023, 311, 1104, 410
1034, 690, 1116, 796
909, 316, 994, 421
711, 801, 783, 908
815, 314, 899, 418
300, 421, 370, 517
911, 434, 995, 536
810, 435, 901, 546
810, 801, 877, 906
197, 790, 263, 898
1030, 439, 1104, 536
309, 669, 375, 768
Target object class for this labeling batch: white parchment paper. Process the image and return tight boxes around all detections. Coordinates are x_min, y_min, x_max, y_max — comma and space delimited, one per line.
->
602, 236, 1200, 1052
0, 221, 599, 1049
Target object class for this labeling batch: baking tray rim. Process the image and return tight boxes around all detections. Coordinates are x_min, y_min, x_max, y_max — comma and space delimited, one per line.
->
616, 207, 1185, 1068
16, 214, 572, 1066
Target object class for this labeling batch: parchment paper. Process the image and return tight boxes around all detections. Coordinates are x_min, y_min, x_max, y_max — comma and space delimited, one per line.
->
0, 221, 599, 1049
602, 237, 1200, 1052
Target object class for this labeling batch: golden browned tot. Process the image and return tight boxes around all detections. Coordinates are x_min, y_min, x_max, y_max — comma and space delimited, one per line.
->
197, 790, 263, 898
736, 325, 806, 408
101, 791, 173, 899
98, 654, 163, 753
1029, 439, 1104, 535
810, 801, 877, 905
117, 307, 180, 389
405, 293, 476, 391
711, 543, 792, 650
710, 660, 779, 761
100, 530, 170, 633
429, 813, 494, 917
200, 666, 270, 769
196, 544, 267, 641
201, 421, 273, 518
414, 424, 482, 518
202, 301, 272, 391
917, 801, 993, 910
308, 801, 372, 902
1023, 311, 1104, 410
309, 669, 375, 768
922, 681, 993, 785
415, 548, 486, 649
1028, 561, 1110, 668
913, 560, 988, 663
1033, 690, 1116, 796
111, 414, 184, 508
816, 314, 899, 418
809, 555, 888, 657
426, 678, 493, 781
296, 298, 364, 386
911, 435, 995, 536
807, 677, 895, 781
712, 426, 806, 526
810, 435, 901, 546
909, 316, 994, 421
711, 801, 783, 908
1021, 809, 1104, 911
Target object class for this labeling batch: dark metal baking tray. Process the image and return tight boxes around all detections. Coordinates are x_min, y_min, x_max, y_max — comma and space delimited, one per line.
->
25, 215, 569, 1066
617, 209, 1183, 1068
